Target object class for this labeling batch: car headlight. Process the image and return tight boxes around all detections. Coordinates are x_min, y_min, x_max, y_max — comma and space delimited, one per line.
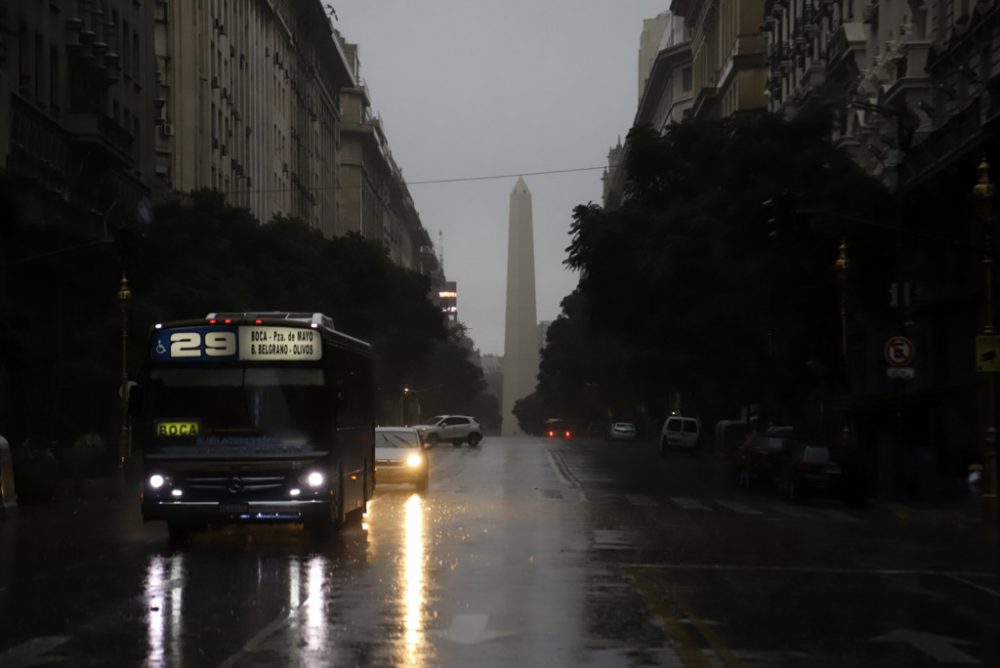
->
306, 471, 325, 488
148, 474, 166, 489
406, 453, 423, 468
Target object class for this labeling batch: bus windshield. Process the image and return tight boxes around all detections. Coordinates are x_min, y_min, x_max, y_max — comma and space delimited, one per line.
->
147, 367, 330, 447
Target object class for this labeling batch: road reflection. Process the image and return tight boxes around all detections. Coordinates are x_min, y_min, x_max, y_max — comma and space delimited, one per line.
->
402, 493, 426, 666
144, 553, 185, 668
138, 497, 426, 667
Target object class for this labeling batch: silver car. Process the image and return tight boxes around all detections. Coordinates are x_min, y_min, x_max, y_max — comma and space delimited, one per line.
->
375, 427, 428, 491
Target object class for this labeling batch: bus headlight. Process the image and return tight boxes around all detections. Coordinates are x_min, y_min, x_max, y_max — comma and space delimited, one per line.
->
306, 471, 325, 488
148, 474, 166, 489
406, 453, 422, 468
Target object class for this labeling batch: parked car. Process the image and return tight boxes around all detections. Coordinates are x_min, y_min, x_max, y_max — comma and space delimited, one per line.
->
608, 422, 637, 441
543, 419, 574, 439
414, 415, 483, 447
775, 442, 843, 501
375, 427, 428, 491
735, 427, 801, 488
660, 416, 700, 453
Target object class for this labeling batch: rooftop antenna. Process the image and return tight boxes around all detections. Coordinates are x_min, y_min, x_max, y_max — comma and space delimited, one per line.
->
438, 230, 445, 271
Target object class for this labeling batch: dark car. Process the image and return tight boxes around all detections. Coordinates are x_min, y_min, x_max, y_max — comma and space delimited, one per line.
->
776, 443, 843, 501
543, 419, 574, 439
735, 427, 801, 488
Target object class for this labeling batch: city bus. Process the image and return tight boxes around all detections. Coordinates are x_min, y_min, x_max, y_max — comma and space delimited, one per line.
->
134, 312, 374, 540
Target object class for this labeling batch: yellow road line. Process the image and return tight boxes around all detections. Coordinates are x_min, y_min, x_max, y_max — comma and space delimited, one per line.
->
625, 566, 712, 668
624, 565, 744, 668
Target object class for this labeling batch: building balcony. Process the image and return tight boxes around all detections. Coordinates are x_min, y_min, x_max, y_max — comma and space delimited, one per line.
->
62, 112, 134, 164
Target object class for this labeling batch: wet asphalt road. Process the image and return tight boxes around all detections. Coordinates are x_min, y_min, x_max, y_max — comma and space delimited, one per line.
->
1, 437, 998, 667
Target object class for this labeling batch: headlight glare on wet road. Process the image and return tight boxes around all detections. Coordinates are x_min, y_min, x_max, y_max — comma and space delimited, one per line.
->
149, 474, 166, 489
306, 471, 325, 488
406, 453, 422, 468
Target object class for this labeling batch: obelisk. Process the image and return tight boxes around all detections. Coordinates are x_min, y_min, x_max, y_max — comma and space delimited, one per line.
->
502, 177, 540, 436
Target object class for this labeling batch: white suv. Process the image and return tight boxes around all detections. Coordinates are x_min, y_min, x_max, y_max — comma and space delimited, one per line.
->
416, 415, 483, 447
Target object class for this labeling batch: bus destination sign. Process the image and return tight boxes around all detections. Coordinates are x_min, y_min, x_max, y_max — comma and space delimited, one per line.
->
151, 326, 321, 362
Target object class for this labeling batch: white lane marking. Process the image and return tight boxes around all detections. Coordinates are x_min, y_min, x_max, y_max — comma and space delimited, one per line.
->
431, 614, 510, 644
0, 636, 70, 668
621, 563, 999, 579
626, 494, 658, 507
672, 497, 710, 511
873, 629, 978, 664
714, 500, 763, 515
947, 574, 1000, 598
593, 529, 636, 550
764, 503, 814, 519
814, 508, 860, 523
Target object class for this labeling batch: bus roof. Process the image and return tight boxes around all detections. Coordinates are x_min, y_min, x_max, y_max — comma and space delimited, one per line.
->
153, 312, 372, 356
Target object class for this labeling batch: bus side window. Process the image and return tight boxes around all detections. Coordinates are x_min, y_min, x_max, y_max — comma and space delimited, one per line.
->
332, 348, 374, 428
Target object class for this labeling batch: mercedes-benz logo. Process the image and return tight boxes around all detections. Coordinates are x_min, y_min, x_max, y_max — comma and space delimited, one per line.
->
226, 477, 244, 494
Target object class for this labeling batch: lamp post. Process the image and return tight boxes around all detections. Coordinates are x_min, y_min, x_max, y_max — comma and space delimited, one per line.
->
973, 157, 999, 524
117, 274, 131, 469
834, 237, 853, 450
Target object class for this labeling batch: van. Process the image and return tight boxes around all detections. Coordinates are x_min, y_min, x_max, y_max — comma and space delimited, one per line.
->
660, 416, 700, 453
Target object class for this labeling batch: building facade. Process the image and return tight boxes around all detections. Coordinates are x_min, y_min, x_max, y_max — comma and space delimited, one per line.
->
152, 1, 435, 271
2, 0, 158, 234
756, 1, 1000, 500
604, 11, 694, 209
337, 45, 433, 270
670, 0, 769, 119
153, 0, 352, 236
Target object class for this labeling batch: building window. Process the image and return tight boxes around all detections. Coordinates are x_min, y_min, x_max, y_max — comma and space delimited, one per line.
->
682, 66, 692, 92
18, 20, 29, 94
34, 32, 43, 103
122, 20, 131, 77
133, 31, 140, 80
50, 46, 59, 113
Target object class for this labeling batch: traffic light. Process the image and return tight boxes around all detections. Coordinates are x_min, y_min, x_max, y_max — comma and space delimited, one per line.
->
761, 192, 796, 238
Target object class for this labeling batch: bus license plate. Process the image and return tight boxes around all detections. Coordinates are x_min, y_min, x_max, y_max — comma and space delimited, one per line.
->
219, 503, 248, 515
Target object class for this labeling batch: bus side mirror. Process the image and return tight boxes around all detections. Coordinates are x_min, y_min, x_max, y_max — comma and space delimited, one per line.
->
128, 384, 144, 417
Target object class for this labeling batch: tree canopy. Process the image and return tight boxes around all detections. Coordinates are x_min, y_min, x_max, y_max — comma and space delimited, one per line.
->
0, 187, 498, 447
516, 107, 893, 435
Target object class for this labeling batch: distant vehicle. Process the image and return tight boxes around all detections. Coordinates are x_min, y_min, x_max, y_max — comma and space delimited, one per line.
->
660, 416, 700, 453
776, 443, 842, 502
735, 427, 801, 488
375, 427, 428, 491
543, 418, 574, 439
608, 422, 637, 441
415, 415, 483, 447
135, 312, 374, 541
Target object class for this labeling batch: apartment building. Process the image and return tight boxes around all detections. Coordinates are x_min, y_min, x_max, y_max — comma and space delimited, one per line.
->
760, 1, 1000, 499
604, 11, 694, 209
2, 0, 157, 233
670, 0, 769, 118
337, 46, 434, 270
152, 0, 354, 236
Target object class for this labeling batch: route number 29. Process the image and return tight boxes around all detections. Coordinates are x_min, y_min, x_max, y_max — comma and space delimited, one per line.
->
170, 331, 237, 357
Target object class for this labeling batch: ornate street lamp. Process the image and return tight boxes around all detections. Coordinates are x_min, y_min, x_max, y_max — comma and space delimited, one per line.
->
834, 237, 854, 451
973, 157, 999, 523
117, 274, 131, 469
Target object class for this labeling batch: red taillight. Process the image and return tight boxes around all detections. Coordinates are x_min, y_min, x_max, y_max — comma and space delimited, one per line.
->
547, 430, 555, 437
208, 319, 217, 324
565, 431, 571, 438
254, 318, 263, 325
223, 318, 233, 324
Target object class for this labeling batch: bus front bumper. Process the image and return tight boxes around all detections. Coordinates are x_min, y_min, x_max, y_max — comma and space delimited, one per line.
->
142, 498, 332, 523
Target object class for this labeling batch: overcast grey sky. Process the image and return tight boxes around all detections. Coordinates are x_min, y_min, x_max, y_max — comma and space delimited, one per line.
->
334, 1, 667, 355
